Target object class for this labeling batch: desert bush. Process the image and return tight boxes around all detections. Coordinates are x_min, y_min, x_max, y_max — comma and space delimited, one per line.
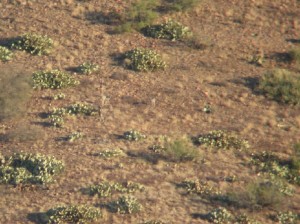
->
273, 211, 299, 224
91, 148, 125, 158
0, 152, 64, 185
124, 48, 166, 72
206, 207, 233, 224
178, 179, 221, 196
163, 137, 200, 162
12, 33, 54, 55
108, 195, 142, 214
77, 62, 99, 75
87, 181, 144, 198
114, 0, 160, 33
197, 130, 249, 150
0, 46, 13, 61
227, 180, 285, 210
46, 205, 102, 224
65, 132, 83, 142
258, 69, 300, 105
142, 20, 191, 41
0, 66, 32, 121
123, 130, 146, 141
289, 47, 300, 64
52, 93, 66, 100
32, 70, 79, 89
234, 214, 261, 224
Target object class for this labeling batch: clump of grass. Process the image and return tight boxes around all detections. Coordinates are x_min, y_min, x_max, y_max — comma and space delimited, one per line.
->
258, 69, 300, 105
48, 103, 99, 127
87, 181, 144, 198
123, 130, 146, 141
0, 152, 64, 185
77, 62, 99, 75
206, 207, 233, 224
32, 70, 79, 89
46, 205, 102, 224
142, 20, 191, 41
197, 130, 249, 150
178, 179, 221, 196
289, 47, 300, 64
0, 67, 32, 121
163, 0, 202, 12
108, 195, 142, 214
124, 48, 166, 72
12, 33, 54, 55
163, 137, 200, 162
65, 132, 84, 142
227, 180, 286, 210
91, 148, 125, 158
114, 0, 160, 33
272, 211, 299, 224
0, 46, 13, 61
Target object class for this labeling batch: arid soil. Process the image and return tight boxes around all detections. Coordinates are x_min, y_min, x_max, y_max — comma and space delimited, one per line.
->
0, 0, 299, 223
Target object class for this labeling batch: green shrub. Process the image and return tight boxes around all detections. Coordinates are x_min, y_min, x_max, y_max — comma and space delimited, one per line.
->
12, 33, 54, 55
142, 20, 191, 41
289, 47, 300, 64
163, 0, 202, 12
227, 180, 285, 210
108, 195, 142, 214
115, 0, 160, 33
46, 205, 102, 224
87, 181, 144, 198
123, 130, 146, 141
0, 46, 13, 61
163, 137, 200, 162
0, 67, 32, 121
0, 152, 64, 185
32, 70, 79, 89
206, 208, 233, 224
258, 69, 300, 105
273, 211, 299, 224
197, 130, 249, 150
77, 62, 99, 75
124, 48, 166, 72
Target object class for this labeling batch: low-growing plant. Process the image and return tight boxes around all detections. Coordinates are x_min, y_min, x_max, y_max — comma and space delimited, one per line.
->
53, 93, 66, 100
12, 33, 54, 55
197, 130, 249, 150
0, 152, 64, 185
163, 0, 202, 12
123, 130, 146, 141
77, 62, 99, 75
108, 195, 142, 214
0, 46, 13, 61
87, 181, 144, 198
66, 132, 84, 142
272, 211, 299, 224
142, 20, 191, 41
289, 47, 300, 64
124, 48, 166, 72
49, 115, 65, 128
141, 221, 166, 224
178, 179, 221, 196
32, 70, 79, 89
258, 69, 300, 105
234, 214, 261, 224
46, 205, 102, 224
227, 180, 285, 210
0, 67, 32, 121
206, 207, 233, 224
91, 148, 125, 158
163, 137, 200, 162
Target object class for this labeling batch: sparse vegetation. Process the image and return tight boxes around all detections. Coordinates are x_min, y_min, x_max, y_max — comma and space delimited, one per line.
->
0, 67, 32, 121
163, 0, 202, 12
0, 152, 64, 185
196, 130, 249, 150
258, 69, 300, 105
123, 130, 146, 141
142, 20, 191, 41
32, 70, 79, 89
124, 48, 166, 72
91, 148, 125, 158
86, 181, 144, 197
0, 46, 13, 61
289, 47, 300, 64
206, 207, 233, 224
65, 132, 84, 142
2, 124, 44, 142
178, 179, 221, 196
46, 205, 102, 224
52, 93, 66, 100
272, 211, 299, 224
77, 62, 99, 75
12, 33, 54, 55
108, 195, 142, 214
